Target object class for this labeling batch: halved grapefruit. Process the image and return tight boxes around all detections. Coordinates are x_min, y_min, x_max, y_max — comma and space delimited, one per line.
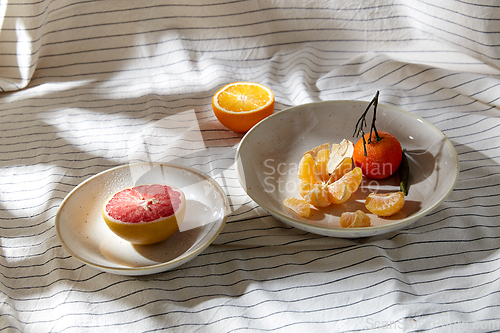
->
102, 184, 186, 245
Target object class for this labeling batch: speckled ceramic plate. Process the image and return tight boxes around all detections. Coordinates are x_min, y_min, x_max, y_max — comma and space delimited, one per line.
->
235, 100, 459, 238
55, 163, 229, 275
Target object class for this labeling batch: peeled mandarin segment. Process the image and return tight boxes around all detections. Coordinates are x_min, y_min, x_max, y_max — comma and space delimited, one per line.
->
283, 197, 311, 218
298, 181, 313, 198
340, 167, 363, 193
327, 156, 352, 183
327, 139, 354, 174
298, 153, 321, 184
365, 191, 405, 217
327, 182, 350, 204
302, 184, 331, 208
325, 167, 362, 205
305, 143, 330, 160
316, 148, 330, 182
339, 210, 371, 228
303, 143, 330, 182
299, 181, 330, 207
292, 141, 365, 217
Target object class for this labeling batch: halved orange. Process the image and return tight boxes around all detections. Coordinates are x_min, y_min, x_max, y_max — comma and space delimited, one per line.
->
212, 82, 275, 133
365, 191, 405, 217
339, 210, 371, 228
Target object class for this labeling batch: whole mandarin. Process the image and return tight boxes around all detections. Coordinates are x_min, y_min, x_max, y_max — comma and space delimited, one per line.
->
353, 130, 402, 179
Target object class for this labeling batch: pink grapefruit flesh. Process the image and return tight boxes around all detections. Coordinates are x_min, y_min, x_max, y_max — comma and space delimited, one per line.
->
102, 184, 186, 245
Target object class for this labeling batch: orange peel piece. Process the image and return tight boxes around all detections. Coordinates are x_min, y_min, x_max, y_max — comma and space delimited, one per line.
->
327, 139, 354, 174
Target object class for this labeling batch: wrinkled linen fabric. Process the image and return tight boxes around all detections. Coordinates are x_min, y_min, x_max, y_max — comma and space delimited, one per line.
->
1, 1, 500, 332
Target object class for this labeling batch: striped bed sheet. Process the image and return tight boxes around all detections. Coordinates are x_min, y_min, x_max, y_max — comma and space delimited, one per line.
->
1, 1, 499, 332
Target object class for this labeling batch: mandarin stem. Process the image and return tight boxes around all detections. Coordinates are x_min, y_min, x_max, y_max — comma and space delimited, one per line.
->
353, 91, 381, 156
368, 91, 381, 143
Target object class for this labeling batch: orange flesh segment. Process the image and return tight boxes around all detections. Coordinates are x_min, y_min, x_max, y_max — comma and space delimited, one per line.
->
328, 182, 351, 205
339, 210, 371, 228
298, 153, 321, 184
302, 184, 331, 207
327, 182, 350, 204
305, 143, 330, 160
283, 197, 311, 218
297, 147, 362, 207
328, 157, 352, 183
326, 167, 362, 204
339, 167, 362, 193
216, 83, 271, 112
365, 191, 405, 217
316, 148, 330, 182
212, 82, 275, 133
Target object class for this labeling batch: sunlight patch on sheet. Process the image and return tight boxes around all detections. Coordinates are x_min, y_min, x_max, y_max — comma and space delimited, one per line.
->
15, 18, 33, 86
44, 108, 206, 167
0, 0, 7, 32
127, 109, 206, 169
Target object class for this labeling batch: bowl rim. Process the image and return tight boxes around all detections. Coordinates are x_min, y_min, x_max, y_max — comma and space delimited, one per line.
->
235, 100, 460, 236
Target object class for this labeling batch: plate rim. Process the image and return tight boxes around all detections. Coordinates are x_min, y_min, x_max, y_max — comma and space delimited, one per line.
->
55, 162, 230, 274
235, 100, 460, 237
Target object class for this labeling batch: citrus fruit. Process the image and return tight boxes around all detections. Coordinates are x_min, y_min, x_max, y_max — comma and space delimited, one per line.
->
283, 197, 311, 218
304, 143, 330, 182
327, 182, 349, 204
297, 151, 330, 207
102, 184, 186, 245
327, 157, 352, 183
353, 130, 403, 179
339, 210, 371, 228
298, 153, 321, 185
365, 191, 405, 217
326, 167, 362, 204
212, 82, 275, 132
336, 166, 363, 193
294, 141, 358, 208
327, 139, 354, 174
300, 182, 331, 207
282, 140, 360, 216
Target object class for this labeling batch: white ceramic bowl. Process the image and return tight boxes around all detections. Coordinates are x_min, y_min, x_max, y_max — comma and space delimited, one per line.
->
235, 100, 459, 238
56, 163, 230, 275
